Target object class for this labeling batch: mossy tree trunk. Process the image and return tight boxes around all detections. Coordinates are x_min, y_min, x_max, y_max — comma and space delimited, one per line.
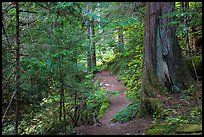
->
139, 2, 194, 115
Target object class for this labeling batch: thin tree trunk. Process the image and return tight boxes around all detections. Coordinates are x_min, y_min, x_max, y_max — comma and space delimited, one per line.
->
59, 62, 62, 121
15, 2, 20, 135
62, 97, 66, 133
181, 2, 191, 56
61, 76, 66, 132
91, 19, 96, 69
59, 58, 67, 132
87, 2, 96, 72
87, 19, 92, 72
74, 90, 77, 126
118, 27, 124, 53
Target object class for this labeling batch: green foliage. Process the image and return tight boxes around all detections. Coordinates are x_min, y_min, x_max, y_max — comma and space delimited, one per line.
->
146, 85, 202, 135
98, 98, 109, 118
15, 95, 68, 135
103, 16, 144, 103
105, 53, 126, 74
146, 105, 202, 135
2, 122, 15, 135
185, 106, 202, 124
106, 53, 143, 102
111, 103, 140, 123
175, 124, 202, 135
180, 84, 196, 101
175, 2, 202, 56
2, 1, 202, 135
145, 122, 179, 135
85, 73, 95, 79
186, 55, 202, 79
107, 91, 120, 99
82, 81, 109, 122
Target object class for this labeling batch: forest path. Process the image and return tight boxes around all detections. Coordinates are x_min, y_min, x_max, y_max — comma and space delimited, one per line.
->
75, 70, 151, 135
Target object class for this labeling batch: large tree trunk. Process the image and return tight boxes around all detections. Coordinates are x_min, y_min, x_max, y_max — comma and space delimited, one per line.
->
139, 2, 194, 115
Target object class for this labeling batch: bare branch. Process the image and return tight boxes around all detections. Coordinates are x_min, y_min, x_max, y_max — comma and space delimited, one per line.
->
2, 90, 17, 125
133, 2, 145, 16
19, 10, 38, 14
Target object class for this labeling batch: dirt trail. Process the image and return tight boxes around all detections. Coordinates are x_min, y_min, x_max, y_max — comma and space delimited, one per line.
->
95, 70, 130, 125
75, 70, 151, 135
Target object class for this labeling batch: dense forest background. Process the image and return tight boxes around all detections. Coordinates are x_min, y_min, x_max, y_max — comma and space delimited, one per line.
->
2, 2, 202, 135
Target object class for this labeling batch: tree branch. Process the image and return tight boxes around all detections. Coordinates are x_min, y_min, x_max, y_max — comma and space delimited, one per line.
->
133, 3, 145, 16
2, 90, 17, 125
35, 2, 50, 11
2, 72, 15, 93
19, 10, 38, 14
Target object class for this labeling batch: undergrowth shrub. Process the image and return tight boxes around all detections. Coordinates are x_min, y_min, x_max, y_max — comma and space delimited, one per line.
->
98, 98, 109, 118
186, 55, 202, 80
4, 76, 112, 135
105, 53, 142, 102
145, 105, 202, 135
111, 103, 140, 123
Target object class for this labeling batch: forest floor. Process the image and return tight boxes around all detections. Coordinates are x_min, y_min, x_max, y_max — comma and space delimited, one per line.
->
74, 70, 202, 135
74, 70, 152, 135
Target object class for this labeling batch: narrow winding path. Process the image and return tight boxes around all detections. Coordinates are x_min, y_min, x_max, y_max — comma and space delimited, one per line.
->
75, 70, 151, 135
95, 70, 130, 125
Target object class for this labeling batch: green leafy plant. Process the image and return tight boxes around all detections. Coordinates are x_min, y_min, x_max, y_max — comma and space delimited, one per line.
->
111, 103, 140, 123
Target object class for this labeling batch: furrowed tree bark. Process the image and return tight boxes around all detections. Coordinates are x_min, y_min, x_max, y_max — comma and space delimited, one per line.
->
139, 2, 194, 115
15, 2, 20, 135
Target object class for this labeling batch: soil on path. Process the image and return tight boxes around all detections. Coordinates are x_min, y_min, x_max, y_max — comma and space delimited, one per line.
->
75, 70, 151, 135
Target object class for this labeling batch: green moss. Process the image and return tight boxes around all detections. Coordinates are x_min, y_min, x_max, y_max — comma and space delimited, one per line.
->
175, 124, 202, 134
147, 118, 202, 135
138, 97, 163, 118
139, 68, 166, 116
142, 69, 167, 97
145, 122, 178, 135
145, 98, 162, 114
